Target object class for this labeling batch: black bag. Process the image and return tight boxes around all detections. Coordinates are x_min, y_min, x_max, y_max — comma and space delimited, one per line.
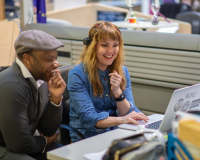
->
103, 131, 167, 160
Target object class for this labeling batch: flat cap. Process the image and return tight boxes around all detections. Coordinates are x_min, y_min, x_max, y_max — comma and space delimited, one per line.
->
14, 30, 64, 54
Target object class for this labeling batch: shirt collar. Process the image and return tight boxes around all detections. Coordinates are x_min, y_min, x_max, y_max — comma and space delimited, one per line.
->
16, 58, 44, 89
99, 68, 109, 77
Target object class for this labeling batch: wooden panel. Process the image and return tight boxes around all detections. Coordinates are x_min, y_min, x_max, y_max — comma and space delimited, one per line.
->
0, 20, 20, 67
10, 20, 20, 64
0, 0, 5, 21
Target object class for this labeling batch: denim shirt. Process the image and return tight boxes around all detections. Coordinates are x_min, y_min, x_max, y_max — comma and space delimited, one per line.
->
68, 63, 140, 142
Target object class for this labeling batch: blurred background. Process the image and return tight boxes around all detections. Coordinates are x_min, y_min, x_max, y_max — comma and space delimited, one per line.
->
4, 0, 200, 19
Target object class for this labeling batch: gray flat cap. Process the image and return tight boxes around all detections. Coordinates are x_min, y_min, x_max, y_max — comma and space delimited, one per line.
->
14, 30, 64, 54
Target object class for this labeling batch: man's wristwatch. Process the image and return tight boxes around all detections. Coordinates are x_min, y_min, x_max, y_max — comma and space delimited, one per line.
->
115, 93, 125, 102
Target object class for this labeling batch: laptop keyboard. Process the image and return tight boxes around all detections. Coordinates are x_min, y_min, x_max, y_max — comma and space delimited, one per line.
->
145, 120, 162, 130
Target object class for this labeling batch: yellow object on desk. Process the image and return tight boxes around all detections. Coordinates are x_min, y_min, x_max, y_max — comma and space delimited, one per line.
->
178, 118, 200, 160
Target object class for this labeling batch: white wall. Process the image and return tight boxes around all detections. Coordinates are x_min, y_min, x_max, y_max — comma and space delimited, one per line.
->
20, 0, 34, 31
141, 0, 150, 14
54, 0, 87, 11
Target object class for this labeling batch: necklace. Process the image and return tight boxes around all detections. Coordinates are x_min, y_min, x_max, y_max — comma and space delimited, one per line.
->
104, 76, 108, 83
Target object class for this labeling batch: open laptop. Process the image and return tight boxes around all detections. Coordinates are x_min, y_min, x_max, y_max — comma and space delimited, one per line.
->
118, 83, 200, 132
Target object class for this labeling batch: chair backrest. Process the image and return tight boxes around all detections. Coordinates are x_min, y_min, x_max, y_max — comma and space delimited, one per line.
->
60, 64, 75, 102
160, 3, 191, 19
59, 64, 75, 145
175, 11, 200, 34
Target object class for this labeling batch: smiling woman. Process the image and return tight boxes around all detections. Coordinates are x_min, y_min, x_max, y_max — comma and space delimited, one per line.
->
67, 21, 149, 142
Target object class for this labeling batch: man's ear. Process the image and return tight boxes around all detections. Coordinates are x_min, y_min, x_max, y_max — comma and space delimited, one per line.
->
23, 53, 32, 65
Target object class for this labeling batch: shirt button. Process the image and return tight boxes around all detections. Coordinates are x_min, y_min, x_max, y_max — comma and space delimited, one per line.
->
106, 94, 108, 97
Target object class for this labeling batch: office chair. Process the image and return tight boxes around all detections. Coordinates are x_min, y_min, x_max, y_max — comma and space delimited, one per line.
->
175, 11, 200, 34
59, 64, 85, 145
160, 3, 192, 19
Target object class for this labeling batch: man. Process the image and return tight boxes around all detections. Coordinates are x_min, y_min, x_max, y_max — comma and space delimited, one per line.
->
0, 30, 66, 160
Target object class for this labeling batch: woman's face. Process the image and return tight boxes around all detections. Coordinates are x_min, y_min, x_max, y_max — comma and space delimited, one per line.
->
96, 37, 119, 71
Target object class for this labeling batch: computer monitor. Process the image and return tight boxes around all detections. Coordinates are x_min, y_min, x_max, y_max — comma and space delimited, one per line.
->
97, 11, 126, 22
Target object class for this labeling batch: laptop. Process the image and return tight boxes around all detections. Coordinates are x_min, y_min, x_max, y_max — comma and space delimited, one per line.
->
118, 83, 200, 132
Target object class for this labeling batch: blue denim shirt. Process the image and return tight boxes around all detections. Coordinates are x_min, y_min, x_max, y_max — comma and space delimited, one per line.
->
68, 63, 140, 142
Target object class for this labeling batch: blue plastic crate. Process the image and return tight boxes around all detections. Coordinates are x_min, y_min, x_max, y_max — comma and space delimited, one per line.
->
167, 133, 194, 160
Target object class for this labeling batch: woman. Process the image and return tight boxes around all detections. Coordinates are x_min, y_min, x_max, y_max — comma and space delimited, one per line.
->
68, 21, 149, 142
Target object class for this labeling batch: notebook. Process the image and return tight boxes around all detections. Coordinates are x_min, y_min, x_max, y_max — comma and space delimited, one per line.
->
119, 83, 200, 132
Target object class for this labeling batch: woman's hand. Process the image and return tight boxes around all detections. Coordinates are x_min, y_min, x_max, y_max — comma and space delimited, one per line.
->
121, 111, 149, 124
109, 70, 122, 97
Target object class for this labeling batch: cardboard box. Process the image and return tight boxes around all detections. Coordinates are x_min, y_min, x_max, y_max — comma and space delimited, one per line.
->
178, 118, 200, 160
0, 19, 20, 67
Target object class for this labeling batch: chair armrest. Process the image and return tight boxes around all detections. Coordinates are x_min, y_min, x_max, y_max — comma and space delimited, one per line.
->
60, 124, 85, 140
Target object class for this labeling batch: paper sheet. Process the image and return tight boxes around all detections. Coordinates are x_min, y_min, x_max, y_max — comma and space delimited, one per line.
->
157, 26, 179, 33
84, 149, 107, 160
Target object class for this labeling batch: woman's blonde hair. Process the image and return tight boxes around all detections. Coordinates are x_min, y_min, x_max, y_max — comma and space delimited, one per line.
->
79, 21, 126, 97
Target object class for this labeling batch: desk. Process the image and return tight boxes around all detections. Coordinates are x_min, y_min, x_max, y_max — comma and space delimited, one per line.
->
112, 21, 179, 31
47, 129, 136, 160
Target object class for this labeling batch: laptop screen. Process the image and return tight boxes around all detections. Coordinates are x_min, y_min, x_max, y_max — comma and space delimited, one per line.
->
159, 83, 200, 132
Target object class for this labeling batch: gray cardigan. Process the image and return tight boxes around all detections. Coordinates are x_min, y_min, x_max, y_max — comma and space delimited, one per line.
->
0, 62, 62, 155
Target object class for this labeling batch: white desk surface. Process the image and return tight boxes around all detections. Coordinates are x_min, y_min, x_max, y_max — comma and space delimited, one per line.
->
112, 21, 179, 29
47, 128, 136, 160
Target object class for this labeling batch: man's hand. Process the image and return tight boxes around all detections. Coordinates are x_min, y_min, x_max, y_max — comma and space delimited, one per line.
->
48, 69, 66, 105
43, 131, 59, 146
